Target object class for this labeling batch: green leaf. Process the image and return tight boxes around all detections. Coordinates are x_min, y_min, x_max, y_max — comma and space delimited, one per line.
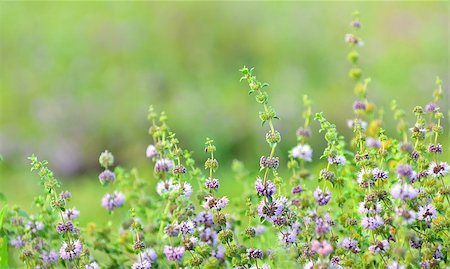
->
0, 206, 6, 231
0, 237, 8, 269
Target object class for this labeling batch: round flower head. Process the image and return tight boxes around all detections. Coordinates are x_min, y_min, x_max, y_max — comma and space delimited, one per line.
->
341, 238, 360, 253
358, 201, 382, 214
26, 219, 44, 233
366, 137, 381, 148
59, 191, 72, 200
132, 260, 151, 269
427, 143, 443, 154
361, 216, 384, 230
156, 179, 175, 196
311, 240, 333, 256
395, 164, 413, 179
292, 144, 312, 161
357, 168, 374, 188
41, 250, 58, 264
279, 227, 299, 245
390, 184, 418, 200
257, 197, 287, 222
291, 185, 303, 194
154, 158, 174, 173
313, 188, 331, 206
246, 248, 263, 259
196, 211, 214, 226
86, 262, 100, 269
146, 144, 158, 158
328, 155, 346, 166
205, 178, 219, 189
11, 235, 26, 249
141, 248, 157, 264
101, 191, 125, 211
59, 240, 82, 260
203, 196, 228, 210
428, 162, 449, 178
395, 207, 417, 224
212, 244, 225, 260
174, 182, 193, 198
63, 208, 80, 220
372, 168, 388, 181
347, 119, 367, 130
418, 204, 437, 222
163, 246, 185, 261
98, 169, 116, 185
368, 240, 389, 254
425, 102, 439, 113
255, 178, 276, 197
178, 220, 195, 235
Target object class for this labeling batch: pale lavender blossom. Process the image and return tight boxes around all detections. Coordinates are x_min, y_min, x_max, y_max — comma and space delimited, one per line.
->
10, 235, 25, 249
255, 178, 276, 197
328, 155, 346, 166
366, 137, 381, 148
358, 201, 382, 214
154, 158, 174, 173
101, 191, 125, 211
425, 102, 439, 113
59, 240, 82, 260
372, 168, 388, 181
428, 162, 449, 178
368, 240, 389, 254
41, 250, 58, 264
246, 248, 263, 259
205, 178, 219, 189
141, 248, 157, 263
361, 216, 384, 230
146, 144, 158, 158
292, 144, 312, 161
390, 184, 418, 200
212, 245, 225, 260
313, 188, 331, 206
98, 169, 116, 185
174, 182, 193, 198
395, 207, 417, 224
132, 260, 151, 269
347, 119, 367, 130
311, 240, 333, 256
196, 211, 214, 226
418, 204, 437, 222
257, 197, 287, 222
86, 262, 100, 269
156, 179, 175, 196
203, 196, 228, 210
178, 220, 195, 235
163, 246, 185, 261
341, 238, 360, 253
396, 164, 413, 179
26, 219, 44, 233
63, 208, 80, 220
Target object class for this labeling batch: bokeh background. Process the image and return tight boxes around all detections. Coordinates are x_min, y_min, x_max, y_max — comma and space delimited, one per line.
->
0, 2, 449, 226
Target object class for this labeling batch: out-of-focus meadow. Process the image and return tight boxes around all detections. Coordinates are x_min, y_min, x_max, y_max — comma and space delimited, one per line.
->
0, 2, 448, 225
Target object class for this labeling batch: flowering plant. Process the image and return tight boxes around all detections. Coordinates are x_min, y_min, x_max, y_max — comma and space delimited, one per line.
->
1, 13, 448, 269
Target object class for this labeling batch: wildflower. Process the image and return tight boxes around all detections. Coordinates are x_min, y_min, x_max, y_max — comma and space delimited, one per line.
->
390, 184, 418, 200
409, 236, 422, 249
387, 261, 405, 269
291, 185, 303, 194
101, 191, 125, 211
425, 102, 439, 113
10, 236, 26, 249
257, 197, 287, 222
358, 201, 382, 214
56, 221, 75, 233
341, 238, 360, 253
352, 100, 366, 110
361, 216, 384, 230
246, 248, 263, 259
347, 119, 367, 130
260, 156, 280, 169
395, 207, 416, 224
59, 191, 72, 200
63, 207, 80, 220
132, 260, 151, 269
59, 240, 82, 260
196, 211, 214, 226
328, 155, 346, 166
296, 127, 311, 137
154, 158, 174, 173
203, 196, 228, 210
178, 220, 195, 235
368, 240, 389, 254
165, 224, 180, 237
428, 162, 449, 178
357, 168, 374, 188
314, 188, 331, 206
279, 225, 299, 245
255, 178, 276, 197
86, 262, 100, 269
41, 250, 58, 264
395, 164, 413, 179
141, 248, 157, 263
212, 244, 225, 259
292, 144, 312, 161
205, 178, 219, 189
146, 144, 158, 158
344, 33, 359, 45
427, 143, 443, 154
26, 219, 44, 233
311, 240, 333, 256
156, 179, 175, 196
174, 182, 193, 198
98, 169, 116, 185
417, 204, 437, 222
372, 168, 388, 180
163, 246, 185, 261
314, 217, 330, 235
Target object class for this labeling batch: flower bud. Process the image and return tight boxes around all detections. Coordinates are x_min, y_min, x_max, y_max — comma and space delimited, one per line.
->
99, 150, 114, 169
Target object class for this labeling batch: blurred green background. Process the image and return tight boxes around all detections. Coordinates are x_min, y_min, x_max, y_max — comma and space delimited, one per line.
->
0, 2, 448, 225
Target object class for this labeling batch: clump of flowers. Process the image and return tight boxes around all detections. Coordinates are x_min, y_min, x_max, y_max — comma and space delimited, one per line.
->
2, 12, 448, 269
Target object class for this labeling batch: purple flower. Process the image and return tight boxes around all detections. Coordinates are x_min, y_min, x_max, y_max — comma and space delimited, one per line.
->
156, 179, 175, 196
396, 164, 413, 179
390, 184, 418, 200
387, 261, 405, 269
418, 204, 437, 222
202, 196, 228, 210
86, 262, 100, 269
428, 162, 449, 178
101, 191, 125, 211
311, 240, 333, 256
254, 225, 266, 236
26, 219, 44, 233
347, 119, 367, 130
358, 201, 382, 214
341, 238, 360, 253
141, 248, 157, 263
357, 168, 374, 188
146, 144, 158, 158
361, 216, 384, 230
395, 207, 416, 224
257, 197, 287, 222
353, 100, 366, 110
212, 245, 225, 260
328, 155, 346, 166
163, 246, 185, 261
155, 158, 174, 173
132, 260, 151, 269
41, 250, 58, 263
291, 185, 303, 194
178, 220, 195, 235
174, 182, 193, 198
425, 102, 439, 113
98, 169, 116, 185
313, 188, 331, 206
59, 191, 72, 200
56, 221, 75, 234
10, 235, 25, 249
279, 224, 299, 245
366, 137, 381, 148
59, 240, 82, 260
205, 178, 219, 189
63, 208, 80, 220
296, 127, 311, 137
196, 211, 214, 226
246, 248, 263, 259
292, 144, 312, 161
368, 240, 389, 254
428, 143, 443, 154
372, 168, 388, 180
255, 178, 276, 197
